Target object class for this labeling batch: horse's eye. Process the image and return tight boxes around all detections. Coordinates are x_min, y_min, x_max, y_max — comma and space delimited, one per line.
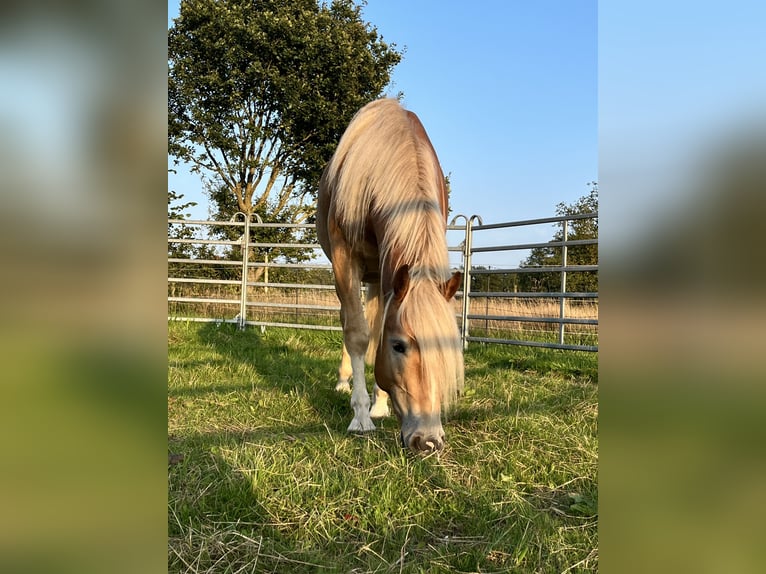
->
392, 340, 407, 354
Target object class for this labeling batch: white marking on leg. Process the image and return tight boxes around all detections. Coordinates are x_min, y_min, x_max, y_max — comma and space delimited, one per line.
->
335, 343, 353, 393
369, 383, 390, 418
347, 355, 375, 432
335, 380, 351, 393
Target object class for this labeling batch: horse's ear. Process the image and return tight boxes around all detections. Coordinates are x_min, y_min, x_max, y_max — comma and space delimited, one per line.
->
393, 264, 411, 303
442, 271, 462, 301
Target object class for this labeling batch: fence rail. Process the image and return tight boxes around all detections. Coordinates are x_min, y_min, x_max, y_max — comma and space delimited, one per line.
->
168, 211, 598, 351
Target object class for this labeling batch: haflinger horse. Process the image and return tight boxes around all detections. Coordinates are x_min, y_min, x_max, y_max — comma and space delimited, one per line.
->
317, 98, 464, 453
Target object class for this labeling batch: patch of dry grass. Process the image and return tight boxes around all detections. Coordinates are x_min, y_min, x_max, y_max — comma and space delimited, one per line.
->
168, 284, 598, 346
168, 322, 597, 572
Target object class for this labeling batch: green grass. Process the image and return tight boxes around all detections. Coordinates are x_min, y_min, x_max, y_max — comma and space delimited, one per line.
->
168, 322, 597, 573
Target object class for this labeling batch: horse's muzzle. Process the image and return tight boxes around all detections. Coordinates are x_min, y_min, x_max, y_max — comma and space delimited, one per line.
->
402, 430, 445, 453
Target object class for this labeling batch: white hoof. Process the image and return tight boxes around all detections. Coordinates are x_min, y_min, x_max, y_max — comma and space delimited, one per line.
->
335, 380, 351, 394
347, 417, 376, 433
369, 401, 390, 419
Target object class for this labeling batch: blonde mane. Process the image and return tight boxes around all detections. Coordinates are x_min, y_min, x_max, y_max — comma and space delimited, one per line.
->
322, 98, 463, 408
322, 98, 450, 281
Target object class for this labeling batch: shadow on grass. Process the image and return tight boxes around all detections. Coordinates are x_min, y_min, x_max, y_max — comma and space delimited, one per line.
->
168, 322, 598, 572
170, 322, 350, 424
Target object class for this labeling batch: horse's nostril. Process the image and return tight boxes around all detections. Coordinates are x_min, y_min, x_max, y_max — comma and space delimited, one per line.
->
410, 434, 444, 452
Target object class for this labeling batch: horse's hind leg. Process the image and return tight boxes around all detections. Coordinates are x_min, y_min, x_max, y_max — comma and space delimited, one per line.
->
369, 383, 390, 418
335, 343, 352, 393
364, 282, 389, 418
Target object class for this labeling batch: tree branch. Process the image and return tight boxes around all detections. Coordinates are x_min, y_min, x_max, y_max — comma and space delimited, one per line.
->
200, 143, 234, 191
273, 174, 298, 215
253, 161, 283, 212
244, 109, 275, 207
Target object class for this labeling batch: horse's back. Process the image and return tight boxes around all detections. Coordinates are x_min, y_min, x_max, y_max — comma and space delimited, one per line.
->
317, 98, 408, 261
318, 98, 445, 242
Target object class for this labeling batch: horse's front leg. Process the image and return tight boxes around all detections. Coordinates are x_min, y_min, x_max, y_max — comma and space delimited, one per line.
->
338, 314, 388, 419
345, 341, 374, 432
332, 249, 375, 432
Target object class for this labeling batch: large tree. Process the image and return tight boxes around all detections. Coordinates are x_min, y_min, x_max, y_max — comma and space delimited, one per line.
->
168, 0, 401, 226
519, 183, 598, 293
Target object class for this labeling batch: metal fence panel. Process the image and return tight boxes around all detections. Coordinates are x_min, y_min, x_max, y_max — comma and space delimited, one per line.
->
453, 212, 598, 351
168, 211, 597, 351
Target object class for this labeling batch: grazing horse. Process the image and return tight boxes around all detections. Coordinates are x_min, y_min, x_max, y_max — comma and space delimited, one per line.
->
317, 98, 463, 452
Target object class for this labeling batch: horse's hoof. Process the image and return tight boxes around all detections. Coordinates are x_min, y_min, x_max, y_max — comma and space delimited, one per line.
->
335, 380, 351, 394
369, 402, 390, 418
347, 417, 376, 432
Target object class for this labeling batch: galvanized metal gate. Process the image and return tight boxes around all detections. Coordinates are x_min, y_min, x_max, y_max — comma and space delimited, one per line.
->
168, 212, 597, 351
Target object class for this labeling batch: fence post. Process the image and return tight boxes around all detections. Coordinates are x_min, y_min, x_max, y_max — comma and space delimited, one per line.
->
451, 214, 482, 350
235, 212, 249, 330
235, 212, 265, 331
264, 253, 269, 294
256, 215, 268, 334
462, 218, 472, 350
558, 218, 569, 345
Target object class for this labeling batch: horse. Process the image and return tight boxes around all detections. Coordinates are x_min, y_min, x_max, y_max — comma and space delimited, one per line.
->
316, 98, 464, 452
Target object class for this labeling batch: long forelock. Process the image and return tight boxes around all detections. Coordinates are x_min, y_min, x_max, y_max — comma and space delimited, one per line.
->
378, 198, 450, 282
397, 280, 464, 410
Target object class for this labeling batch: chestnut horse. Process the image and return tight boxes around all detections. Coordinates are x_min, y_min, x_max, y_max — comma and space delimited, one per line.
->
317, 99, 463, 452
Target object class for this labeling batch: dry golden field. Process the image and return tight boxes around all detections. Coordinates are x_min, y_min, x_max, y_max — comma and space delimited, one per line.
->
168, 282, 598, 346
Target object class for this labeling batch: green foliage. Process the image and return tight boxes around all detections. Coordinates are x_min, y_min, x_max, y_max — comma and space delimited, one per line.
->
167, 188, 197, 222
206, 182, 318, 267
168, 0, 402, 226
470, 268, 520, 293
519, 183, 598, 293
167, 188, 199, 261
168, 188, 231, 282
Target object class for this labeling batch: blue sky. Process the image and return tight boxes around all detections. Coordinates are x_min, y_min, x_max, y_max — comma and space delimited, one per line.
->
361, 0, 597, 223
167, 0, 597, 254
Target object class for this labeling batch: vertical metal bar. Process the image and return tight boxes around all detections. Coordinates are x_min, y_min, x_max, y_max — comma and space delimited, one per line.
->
238, 213, 250, 330
450, 214, 482, 351
461, 217, 473, 350
248, 213, 265, 333
558, 218, 569, 345
264, 253, 269, 294
484, 272, 489, 334
449, 215, 470, 349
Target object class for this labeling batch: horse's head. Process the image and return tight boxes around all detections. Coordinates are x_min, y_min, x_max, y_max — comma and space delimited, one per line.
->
374, 265, 463, 453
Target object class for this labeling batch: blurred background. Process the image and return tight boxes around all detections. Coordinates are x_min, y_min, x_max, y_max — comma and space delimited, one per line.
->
0, 2, 166, 573
600, 1, 766, 572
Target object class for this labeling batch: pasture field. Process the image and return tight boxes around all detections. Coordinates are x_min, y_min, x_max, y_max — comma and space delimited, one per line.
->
168, 285, 598, 348
168, 321, 597, 573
